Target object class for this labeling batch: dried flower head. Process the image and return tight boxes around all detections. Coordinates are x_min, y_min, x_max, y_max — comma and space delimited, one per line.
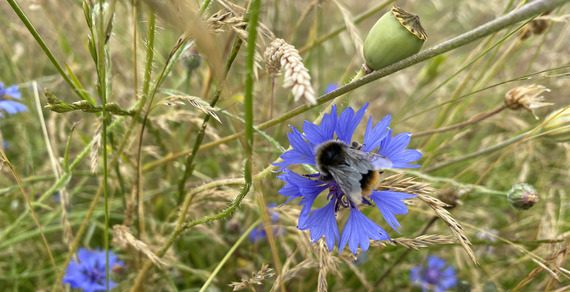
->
519, 11, 551, 40
504, 84, 553, 118
264, 38, 316, 104
507, 183, 539, 210
437, 188, 460, 210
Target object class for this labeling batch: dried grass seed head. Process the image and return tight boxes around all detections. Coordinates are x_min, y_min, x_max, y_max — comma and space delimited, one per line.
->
264, 38, 316, 104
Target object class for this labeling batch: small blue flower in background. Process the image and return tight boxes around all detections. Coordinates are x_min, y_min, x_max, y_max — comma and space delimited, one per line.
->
249, 203, 283, 243
62, 248, 124, 292
0, 82, 27, 117
274, 103, 421, 254
410, 255, 457, 292
324, 83, 339, 94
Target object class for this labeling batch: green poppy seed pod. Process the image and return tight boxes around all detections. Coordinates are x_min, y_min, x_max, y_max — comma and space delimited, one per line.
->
363, 6, 427, 71
507, 183, 538, 210
541, 107, 570, 142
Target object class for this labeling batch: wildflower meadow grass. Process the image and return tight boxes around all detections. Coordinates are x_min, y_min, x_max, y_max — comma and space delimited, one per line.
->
1, 0, 569, 291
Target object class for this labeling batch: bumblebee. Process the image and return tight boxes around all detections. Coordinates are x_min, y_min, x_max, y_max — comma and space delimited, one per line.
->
315, 140, 392, 204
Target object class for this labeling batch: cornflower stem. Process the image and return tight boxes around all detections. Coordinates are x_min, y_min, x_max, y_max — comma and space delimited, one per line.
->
413, 104, 507, 137
143, 0, 565, 172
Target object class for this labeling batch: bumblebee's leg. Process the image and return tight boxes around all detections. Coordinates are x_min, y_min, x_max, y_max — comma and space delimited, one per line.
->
303, 173, 322, 179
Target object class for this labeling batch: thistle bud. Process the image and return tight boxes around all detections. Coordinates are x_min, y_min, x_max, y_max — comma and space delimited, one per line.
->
507, 183, 538, 210
363, 6, 427, 71
541, 107, 570, 142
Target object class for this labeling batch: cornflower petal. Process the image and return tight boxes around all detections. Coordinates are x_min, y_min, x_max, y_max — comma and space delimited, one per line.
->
303, 105, 337, 145
4, 85, 23, 99
410, 255, 457, 292
378, 131, 421, 168
336, 103, 368, 144
369, 190, 416, 232
0, 100, 28, 114
273, 127, 315, 170
324, 83, 339, 94
277, 170, 328, 226
62, 248, 124, 292
298, 199, 340, 251
339, 207, 389, 254
362, 114, 391, 152
427, 255, 446, 270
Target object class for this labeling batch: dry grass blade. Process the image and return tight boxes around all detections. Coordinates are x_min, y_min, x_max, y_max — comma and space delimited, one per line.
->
59, 188, 74, 249
161, 95, 221, 123
264, 38, 316, 104
370, 234, 457, 250
207, 11, 248, 39
141, 0, 224, 80
112, 225, 167, 269
559, 267, 570, 277
417, 193, 478, 264
317, 239, 329, 292
271, 259, 317, 291
513, 245, 568, 291
228, 263, 275, 291
216, 0, 275, 40
377, 173, 435, 195
341, 257, 374, 292
89, 122, 102, 173
331, 0, 364, 60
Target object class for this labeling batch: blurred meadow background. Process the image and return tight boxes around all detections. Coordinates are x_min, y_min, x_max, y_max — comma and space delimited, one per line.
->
1, 0, 569, 291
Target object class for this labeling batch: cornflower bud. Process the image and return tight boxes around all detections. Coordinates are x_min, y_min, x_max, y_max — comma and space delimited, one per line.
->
507, 183, 538, 210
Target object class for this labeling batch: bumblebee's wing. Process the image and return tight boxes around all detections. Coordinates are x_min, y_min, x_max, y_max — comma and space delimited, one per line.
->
345, 147, 375, 173
328, 148, 374, 204
365, 151, 393, 169
327, 164, 366, 204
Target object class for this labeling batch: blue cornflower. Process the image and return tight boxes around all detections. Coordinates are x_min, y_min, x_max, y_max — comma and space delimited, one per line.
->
62, 248, 124, 292
410, 256, 457, 292
274, 103, 421, 254
249, 203, 284, 243
324, 83, 339, 94
0, 82, 27, 117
